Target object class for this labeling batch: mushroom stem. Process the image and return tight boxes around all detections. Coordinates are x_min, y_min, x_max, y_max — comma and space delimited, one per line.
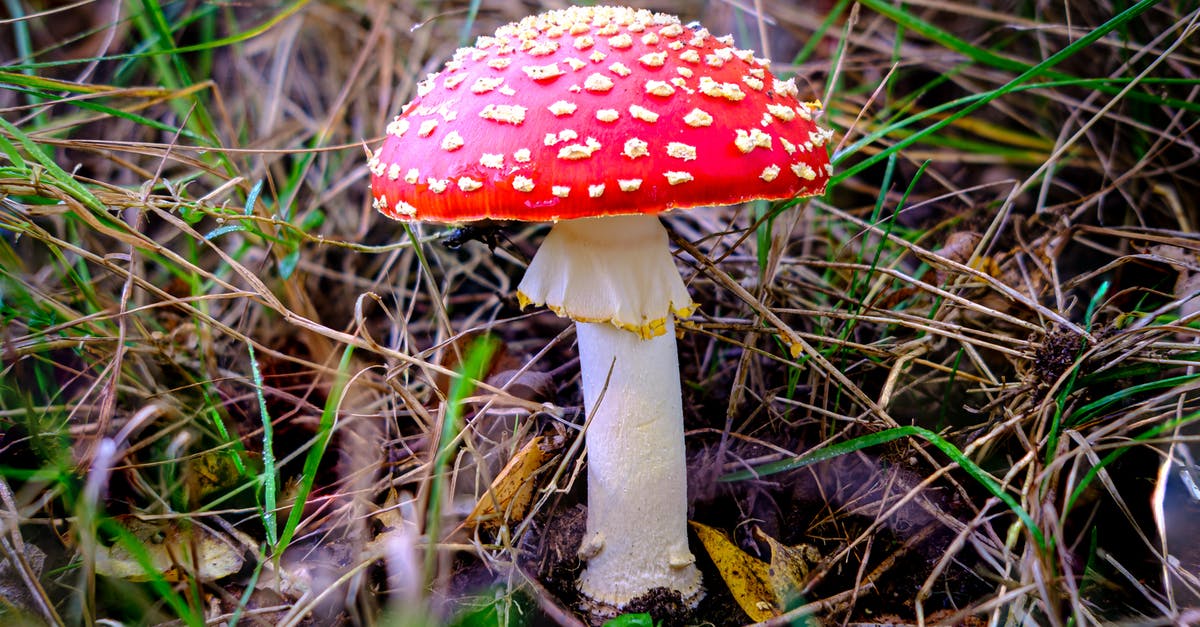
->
515, 214, 702, 612
575, 317, 702, 611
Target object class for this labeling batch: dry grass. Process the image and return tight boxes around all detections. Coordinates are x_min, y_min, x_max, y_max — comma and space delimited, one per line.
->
1, 0, 1198, 625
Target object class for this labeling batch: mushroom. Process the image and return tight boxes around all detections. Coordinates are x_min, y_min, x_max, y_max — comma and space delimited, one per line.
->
368, 5, 832, 616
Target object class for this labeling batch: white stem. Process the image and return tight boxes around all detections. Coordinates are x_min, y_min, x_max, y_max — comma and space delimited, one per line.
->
516, 214, 703, 611
575, 318, 702, 611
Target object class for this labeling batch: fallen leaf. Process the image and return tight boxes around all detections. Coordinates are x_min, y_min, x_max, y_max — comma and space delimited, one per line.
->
185, 448, 253, 507
755, 527, 820, 610
689, 520, 776, 622
465, 435, 552, 529
94, 518, 243, 583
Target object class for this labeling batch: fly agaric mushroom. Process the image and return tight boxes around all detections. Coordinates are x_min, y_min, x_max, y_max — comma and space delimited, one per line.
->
368, 5, 831, 616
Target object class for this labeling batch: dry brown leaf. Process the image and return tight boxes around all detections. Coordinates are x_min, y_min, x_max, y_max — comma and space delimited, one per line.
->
94, 518, 243, 583
465, 435, 551, 529
689, 520, 776, 622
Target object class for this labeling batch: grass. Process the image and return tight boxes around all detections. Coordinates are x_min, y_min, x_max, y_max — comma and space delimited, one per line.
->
2, 0, 1199, 625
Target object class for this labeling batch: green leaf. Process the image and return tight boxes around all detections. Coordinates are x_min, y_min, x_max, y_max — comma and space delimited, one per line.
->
604, 613, 658, 627
278, 248, 301, 280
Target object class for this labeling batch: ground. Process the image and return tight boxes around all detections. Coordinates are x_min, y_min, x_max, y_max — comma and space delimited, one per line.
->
1, 1, 1198, 625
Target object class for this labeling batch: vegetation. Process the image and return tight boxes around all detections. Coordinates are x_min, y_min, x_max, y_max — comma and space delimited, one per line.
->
1, 1, 1198, 625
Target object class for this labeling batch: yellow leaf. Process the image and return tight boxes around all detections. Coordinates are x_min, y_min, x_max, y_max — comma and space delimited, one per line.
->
755, 527, 820, 611
689, 520, 777, 622
465, 435, 550, 529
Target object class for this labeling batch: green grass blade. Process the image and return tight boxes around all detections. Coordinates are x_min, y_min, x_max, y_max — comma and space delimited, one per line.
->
721, 425, 1046, 548
424, 336, 498, 584
246, 343, 278, 547
834, 0, 1167, 184
276, 344, 356, 554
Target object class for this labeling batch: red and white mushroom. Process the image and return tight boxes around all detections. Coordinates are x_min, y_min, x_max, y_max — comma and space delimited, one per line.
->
369, 5, 831, 616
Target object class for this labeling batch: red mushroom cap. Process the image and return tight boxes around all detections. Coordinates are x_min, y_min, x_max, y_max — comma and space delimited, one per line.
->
369, 5, 832, 223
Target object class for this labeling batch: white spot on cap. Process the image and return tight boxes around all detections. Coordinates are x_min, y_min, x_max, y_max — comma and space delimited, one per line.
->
514, 148, 532, 162
584, 73, 614, 92
523, 63, 565, 81
667, 40, 684, 50
679, 49, 700, 63
443, 74, 468, 89
791, 163, 817, 180
513, 176, 535, 192
418, 119, 438, 137
589, 50, 607, 63
623, 138, 649, 158
486, 57, 511, 70
734, 128, 773, 153
564, 56, 588, 71
471, 77, 505, 93
638, 52, 667, 68
641, 32, 660, 45
813, 126, 835, 146
405, 168, 419, 184
760, 165, 781, 182
699, 76, 746, 101
574, 35, 594, 50
773, 78, 799, 98
677, 67, 694, 78
549, 100, 578, 116
479, 104, 528, 125
416, 77, 436, 97
666, 142, 697, 161
527, 41, 559, 56
596, 109, 620, 122
394, 200, 417, 216
683, 108, 713, 127
557, 137, 601, 160
629, 104, 659, 123
664, 171, 693, 185
552, 185, 571, 198
618, 178, 642, 192
458, 177, 483, 192
428, 178, 448, 193
645, 80, 675, 97
480, 153, 504, 169
609, 61, 632, 77
386, 117, 410, 137
743, 75, 764, 91
387, 163, 402, 180
780, 137, 797, 155
608, 33, 633, 49
659, 23, 683, 37
768, 104, 797, 122
588, 183, 605, 197
441, 131, 464, 151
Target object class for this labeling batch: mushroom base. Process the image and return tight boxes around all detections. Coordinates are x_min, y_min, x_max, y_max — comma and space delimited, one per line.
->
573, 320, 703, 613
